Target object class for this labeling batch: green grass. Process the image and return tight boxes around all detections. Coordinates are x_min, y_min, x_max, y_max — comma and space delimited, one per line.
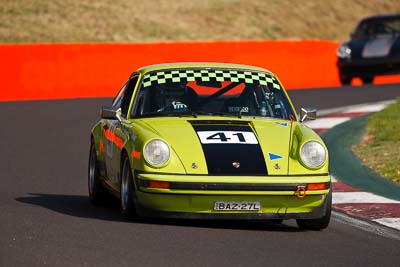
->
1, 0, 400, 43
353, 100, 400, 184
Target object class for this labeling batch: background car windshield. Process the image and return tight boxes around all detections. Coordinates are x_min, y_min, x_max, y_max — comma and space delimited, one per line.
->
354, 17, 400, 39
134, 69, 295, 120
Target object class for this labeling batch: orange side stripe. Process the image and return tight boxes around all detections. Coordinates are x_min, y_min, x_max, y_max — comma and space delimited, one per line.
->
99, 140, 105, 153
104, 129, 124, 149
131, 150, 141, 159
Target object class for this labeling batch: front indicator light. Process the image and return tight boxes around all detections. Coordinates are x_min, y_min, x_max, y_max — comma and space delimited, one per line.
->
307, 183, 328, 190
148, 181, 171, 189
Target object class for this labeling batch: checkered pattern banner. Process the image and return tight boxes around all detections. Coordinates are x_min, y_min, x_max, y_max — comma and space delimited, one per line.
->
141, 69, 281, 89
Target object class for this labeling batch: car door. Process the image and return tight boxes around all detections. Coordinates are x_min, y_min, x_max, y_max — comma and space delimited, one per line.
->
100, 81, 129, 187
108, 75, 139, 189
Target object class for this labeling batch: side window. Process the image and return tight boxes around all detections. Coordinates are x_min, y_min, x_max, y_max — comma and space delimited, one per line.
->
120, 76, 139, 117
112, 83, 127, 108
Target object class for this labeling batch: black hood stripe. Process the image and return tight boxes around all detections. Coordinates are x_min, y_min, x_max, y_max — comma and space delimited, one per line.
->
190, 122, 267, 175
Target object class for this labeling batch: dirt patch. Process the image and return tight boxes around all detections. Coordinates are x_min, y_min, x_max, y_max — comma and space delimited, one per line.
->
1, 0, 399, 43
358, 134, 374, 146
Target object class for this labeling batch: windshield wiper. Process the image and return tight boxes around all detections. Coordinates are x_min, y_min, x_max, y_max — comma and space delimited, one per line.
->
186, 111, 242, 118
140, 111, 243, 119
139, 111, 198, 118
174, 111, 198, 118
210, 112, 242, 118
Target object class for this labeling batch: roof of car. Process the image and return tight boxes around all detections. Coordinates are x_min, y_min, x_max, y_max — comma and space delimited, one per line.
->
135, 62, 274, 75
360, 13, 400, 22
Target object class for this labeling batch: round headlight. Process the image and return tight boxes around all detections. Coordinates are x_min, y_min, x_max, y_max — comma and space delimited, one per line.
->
337, 43, 351, 59
300, 141, 326, 168
143, 139, 170, 167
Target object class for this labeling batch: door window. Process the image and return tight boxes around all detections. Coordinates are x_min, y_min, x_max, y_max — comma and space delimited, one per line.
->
120, 76, 138, 117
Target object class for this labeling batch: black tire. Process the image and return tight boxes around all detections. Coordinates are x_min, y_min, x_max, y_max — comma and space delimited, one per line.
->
120, 154, 137, 220
271, 219, 283, 224
338, 69, 352, 85
88, 142, 108, 205
361, 76, 374, 84
339, 75, 352, 85
296, 191, 332, 231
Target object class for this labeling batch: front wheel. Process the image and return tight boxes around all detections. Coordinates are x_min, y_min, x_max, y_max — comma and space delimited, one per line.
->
88, 142, 108, 205
339, 75, 352, 85
361, 76, 374, 84
271, 219, 283, 224
340, 78, 352, 85
296, 191, 332, 230
120, 155, 137, 220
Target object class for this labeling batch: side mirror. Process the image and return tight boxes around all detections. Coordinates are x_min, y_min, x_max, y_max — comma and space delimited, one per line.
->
101, 107, 117, 119
300, 107, 317, 122
101, 107, 123, 122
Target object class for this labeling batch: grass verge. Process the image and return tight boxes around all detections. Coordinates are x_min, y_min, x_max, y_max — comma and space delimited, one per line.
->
353, 100, 400, 184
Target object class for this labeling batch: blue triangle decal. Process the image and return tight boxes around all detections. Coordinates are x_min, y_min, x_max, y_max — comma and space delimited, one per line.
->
268, 152, 283, 160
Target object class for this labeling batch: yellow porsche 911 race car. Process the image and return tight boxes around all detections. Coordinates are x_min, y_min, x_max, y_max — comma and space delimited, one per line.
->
89, 62, 331, 230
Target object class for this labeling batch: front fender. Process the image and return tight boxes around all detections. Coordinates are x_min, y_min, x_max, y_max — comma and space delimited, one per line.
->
124, 120, 187, 174
288, 122, 329, 175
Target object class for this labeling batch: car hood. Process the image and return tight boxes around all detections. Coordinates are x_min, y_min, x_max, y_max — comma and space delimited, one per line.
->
141, 117, 294, 175
349, 34, 400, 58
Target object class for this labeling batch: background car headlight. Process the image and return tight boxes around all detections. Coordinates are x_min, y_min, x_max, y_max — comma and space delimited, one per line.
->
337, 43, 352, 59
143, 139, 170, 167
300, 141, 326, 168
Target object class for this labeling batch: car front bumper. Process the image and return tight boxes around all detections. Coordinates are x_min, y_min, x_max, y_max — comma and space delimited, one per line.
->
337, 55, 400, 77
134, 172, 331, 220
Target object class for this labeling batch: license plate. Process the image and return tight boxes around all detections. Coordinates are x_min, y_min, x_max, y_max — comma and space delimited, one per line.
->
213, 201, 261, 211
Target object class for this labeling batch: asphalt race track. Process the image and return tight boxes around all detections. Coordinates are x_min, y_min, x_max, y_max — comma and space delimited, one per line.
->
1, 84, 400, 266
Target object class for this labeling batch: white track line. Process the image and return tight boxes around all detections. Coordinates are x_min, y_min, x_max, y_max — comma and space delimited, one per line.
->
333, 192, 400, 204
373, 218, 400, 231
345, 102, 394, 113
317, 100, 396, 116
333, 211, 400, 240
304, 117, 350, 128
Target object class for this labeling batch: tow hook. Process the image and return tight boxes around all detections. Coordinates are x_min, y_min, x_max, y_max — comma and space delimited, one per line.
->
295, 186, 307, 199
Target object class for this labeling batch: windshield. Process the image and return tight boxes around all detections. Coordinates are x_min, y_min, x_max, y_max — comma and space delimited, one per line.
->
133, 68, 295, 120
354, 17, 400, 39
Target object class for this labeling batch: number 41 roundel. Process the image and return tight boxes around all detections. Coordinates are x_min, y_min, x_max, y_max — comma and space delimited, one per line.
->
197, 131, 258, 144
